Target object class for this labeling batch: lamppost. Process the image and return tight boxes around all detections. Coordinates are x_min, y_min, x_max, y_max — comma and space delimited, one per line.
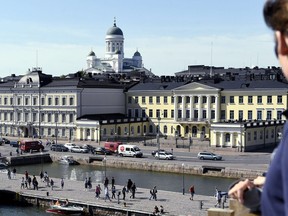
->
143, 133, 146, 146
182, 163, 185, 195
96, 128, 98, 143
157, 116, 161, 152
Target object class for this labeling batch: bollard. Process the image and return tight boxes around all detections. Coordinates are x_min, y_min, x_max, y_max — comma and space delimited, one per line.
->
199, 200, 204, 210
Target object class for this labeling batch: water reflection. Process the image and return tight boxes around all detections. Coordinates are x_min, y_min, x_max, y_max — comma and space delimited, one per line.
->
14, 163, 236, 196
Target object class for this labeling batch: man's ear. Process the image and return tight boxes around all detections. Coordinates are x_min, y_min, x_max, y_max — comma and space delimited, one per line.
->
275, 31, 288, 55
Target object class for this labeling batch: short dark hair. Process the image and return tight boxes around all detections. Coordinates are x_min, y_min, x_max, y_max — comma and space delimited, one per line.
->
263, 0, 288, 32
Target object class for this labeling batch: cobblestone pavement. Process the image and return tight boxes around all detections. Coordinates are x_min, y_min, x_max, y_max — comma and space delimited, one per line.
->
0, 172, 225, 216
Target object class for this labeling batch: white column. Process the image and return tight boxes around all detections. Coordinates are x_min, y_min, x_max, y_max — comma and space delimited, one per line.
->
207, 96, 211, 120
182, 96, 185, 119
198, 95, 202, 121
215, 95, 219, 122
174, 96, 178, 121
190, 96, 193, 121
231, 133, 234, 148
220, 132, 225, 147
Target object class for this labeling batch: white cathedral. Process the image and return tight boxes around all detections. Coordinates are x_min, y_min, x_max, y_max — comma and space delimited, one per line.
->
85, 20, 151, 75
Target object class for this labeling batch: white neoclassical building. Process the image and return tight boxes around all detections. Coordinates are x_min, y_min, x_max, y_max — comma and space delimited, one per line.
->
85, 19, 151, 75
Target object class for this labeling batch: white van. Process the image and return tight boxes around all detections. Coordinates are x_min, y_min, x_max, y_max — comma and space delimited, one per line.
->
118, 144, 143, 158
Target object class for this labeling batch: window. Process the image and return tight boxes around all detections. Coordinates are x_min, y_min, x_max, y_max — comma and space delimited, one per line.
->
33, 97, 37, 105
141, 109, 146, 118
248, 132, 251, 141
17, 97, 21, 105
135, 109, 139, 117
177, 110, 182, 118
32, 113, 37, 122
211, 110, 215, 119
62, 129, 65, 137
186, 96, 190, 104
229, 96, 234, 103
48, 114, 51, 122
186, 110, 190, 118
239, 110, 243, 121
248, 96, 253, 104
225, 133, 230, 142
230, 110, 234, 119
260, 131, 263, 140
257, 96, 262, 104
142, 96, 146, 104
277, 110, 283, 120
48, 128, 51, 136
163, 110, 168, 118
156, 96, 160, 104
10, 98, 13, 105
194, 110, 198, 119
267, 95, 272, 104
62, 114, 66, 123
69, 114, 73, 123
164, 96, 168, 104
149, 109, 153, 117
25, 97, 29, 105
267, 110, 272, 120
220, 110, 226, 120
69, 97, 74, 105
248, 110, 253, 120
202, 96, 207, 104
221, 96, 226, 104
128, 96, 132, 104
62, 97, 66, 105
211, 96, 215, 103
178, 96, 182, 103
17, 113, 21, 122
194, 96, 198, 103
4, 113, 7, 121
55, 113, 59, 122
171, 96, 174, 104
171, 110, 174, 118
4, 98, 7, 105
277, 95, 282, 103
164, 125, 167, 134
239, 96, 243, 104
48, 98, 52, 105
135, 96, 138, 103
41, 98, 45, 105
24, 113, 29, 122
202, 110, 206, 119
41, 113, 45, 122
257, 110, 262, 120
149, 96, 153, 104
55, 97, 59, 105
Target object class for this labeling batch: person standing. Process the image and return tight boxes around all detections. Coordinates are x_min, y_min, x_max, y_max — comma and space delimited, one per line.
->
111, 177, 115, 188
104, 177, 109, 188
12, 168, 16, 179
122, 186, 126, 200
189, 185, 195, 200
229, 1, 288, 215
20, 177, 25, 189
130, 183, 136, 199
50, 179, 54, 190
7, 169, 11, 180
111, 185, 116, 199
104, 187, 111, 202
61, 178, 64, 189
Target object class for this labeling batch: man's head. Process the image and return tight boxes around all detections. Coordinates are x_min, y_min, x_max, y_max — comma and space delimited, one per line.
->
264, 0, 288, 78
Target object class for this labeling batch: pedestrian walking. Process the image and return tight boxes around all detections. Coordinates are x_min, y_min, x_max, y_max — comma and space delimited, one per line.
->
95, 184, 101, 199
88, 177, 92, 189
214, 188, 222, 207
7, 169, 11, 180
111, 185, 116, 199
111, 177, 115, 188
12, 168, 16, 179
27, 176, 32, 188
104, 177, 109, 188
84, 177, 88, 191
149, 186, 157, 201
104, 187, 112, 202
61, 178, 64, 189
25, 170, 29, 180
130, 183, 136, 199
50, 179, 54, 190
122, 186, 126, 200
189, 185, 195, 200
127, 179, 133, 192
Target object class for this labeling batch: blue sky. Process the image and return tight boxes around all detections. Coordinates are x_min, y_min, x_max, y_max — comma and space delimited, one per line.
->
0, 0, 278, 77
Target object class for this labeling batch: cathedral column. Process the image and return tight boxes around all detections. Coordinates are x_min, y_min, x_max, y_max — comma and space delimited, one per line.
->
182, 96, 185, 119
215, 95, 219, 122
220, 132, 225, 147
198, 95, 202, 121
174, 96, 178, 121
207, 95, 211, 120
190, 96, 193, 121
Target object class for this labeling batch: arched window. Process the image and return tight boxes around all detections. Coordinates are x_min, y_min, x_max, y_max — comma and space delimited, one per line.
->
103, 128, 107, 135
143, 125, 147, 134
164, 125, 167, 134
117, 126, 121, 136
192, 126, 197, 137
185, 126, 189, 134
137, 126, 141, 134
225, 133, 231, 142
86, 129, 90, 136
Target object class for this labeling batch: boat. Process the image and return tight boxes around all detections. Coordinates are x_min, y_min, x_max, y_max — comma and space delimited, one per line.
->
46, 205, 84, 215
58, 156, 79, 165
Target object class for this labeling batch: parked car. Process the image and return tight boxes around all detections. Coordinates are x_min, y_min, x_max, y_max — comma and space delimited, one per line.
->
151, 149, 166, 156
50, 144, 69, 152
10, 141, 20, 147
0, 138, 10, 144
93, 147, 112, 155
64, 143, 77, 151
82, 144, 96, 153
197, 152, 222, 160
155, 152, 174, 160
70, 146, 89, 153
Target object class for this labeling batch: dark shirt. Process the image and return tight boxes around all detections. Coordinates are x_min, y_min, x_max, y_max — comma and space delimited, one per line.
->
261, 110, 288, 215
